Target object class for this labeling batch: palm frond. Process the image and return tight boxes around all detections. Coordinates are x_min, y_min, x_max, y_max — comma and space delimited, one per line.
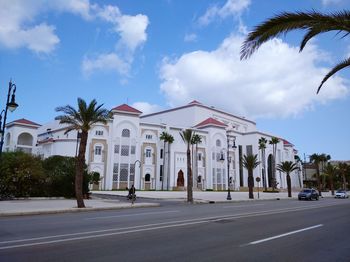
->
317, 57, 350, 93
241, 10, 350, 60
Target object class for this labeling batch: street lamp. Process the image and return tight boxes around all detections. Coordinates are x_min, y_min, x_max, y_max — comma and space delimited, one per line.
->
220, 130, 237, 200
0, 80, 19, 158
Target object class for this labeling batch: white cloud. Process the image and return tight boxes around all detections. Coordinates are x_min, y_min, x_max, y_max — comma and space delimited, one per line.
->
115, 14, 149, 52
322, 0, 343, 6
198, 0, 251, 26
159, 35, 348, 119
131, 102, 163, 115
82, 53, 130, 76
184, 33, 198, 42
0, 0, 149, 74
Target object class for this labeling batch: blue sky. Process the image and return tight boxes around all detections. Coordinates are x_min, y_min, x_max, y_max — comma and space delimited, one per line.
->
0, 0, 349, 161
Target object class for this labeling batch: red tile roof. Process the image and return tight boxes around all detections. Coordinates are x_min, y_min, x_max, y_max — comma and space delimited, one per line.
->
188, 100, 202, 105
283, 139, 294, 146
112, 104, 142, 114
8, 118, 41, 126
194, 117, 227, 128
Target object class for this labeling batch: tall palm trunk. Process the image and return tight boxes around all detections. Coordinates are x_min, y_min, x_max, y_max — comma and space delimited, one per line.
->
76, 130, 87, 208
162, 140, 166, 190
286, 174, 291, 197
186, 145, 193, 203
262, 149, 267, 191
316, 165, 322, 197
248, 170, 254, 199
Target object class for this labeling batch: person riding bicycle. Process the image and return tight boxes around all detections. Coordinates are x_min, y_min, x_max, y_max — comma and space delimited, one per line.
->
127, 185, 136, 200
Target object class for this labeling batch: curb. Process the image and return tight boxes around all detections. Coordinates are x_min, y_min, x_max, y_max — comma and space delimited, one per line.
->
0, 203, 160, 217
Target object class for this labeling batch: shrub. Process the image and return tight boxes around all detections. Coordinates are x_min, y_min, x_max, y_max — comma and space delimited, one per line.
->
0, 151, 46, 198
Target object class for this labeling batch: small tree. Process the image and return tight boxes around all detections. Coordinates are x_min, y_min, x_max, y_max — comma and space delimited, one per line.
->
276, 161, 299, 197
242, 154, 260, 199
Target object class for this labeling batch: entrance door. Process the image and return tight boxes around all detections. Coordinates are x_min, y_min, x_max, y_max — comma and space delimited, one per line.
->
177, 170, 184, 187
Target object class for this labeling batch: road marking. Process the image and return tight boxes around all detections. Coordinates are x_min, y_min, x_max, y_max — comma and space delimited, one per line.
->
223, 204, 265, 208
86, 210, 179, 220
247, 224, 323, 245
0, 203, 339, 250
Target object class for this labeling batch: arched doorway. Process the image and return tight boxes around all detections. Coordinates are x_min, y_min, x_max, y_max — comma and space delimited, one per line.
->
17, 132, 34, 153
177, 170, 184, 187
144, 173, 151, 190
267, 154, 273, 188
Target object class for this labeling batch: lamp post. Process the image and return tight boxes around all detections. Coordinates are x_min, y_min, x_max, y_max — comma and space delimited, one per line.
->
220, 130, 237, 200
0, 80, 19, 158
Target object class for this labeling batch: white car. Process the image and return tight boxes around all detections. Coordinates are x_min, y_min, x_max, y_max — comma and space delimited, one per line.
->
335, 190, 349, 199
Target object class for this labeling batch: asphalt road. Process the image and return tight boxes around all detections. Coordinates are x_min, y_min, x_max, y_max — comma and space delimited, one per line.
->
0, 198, 349, 262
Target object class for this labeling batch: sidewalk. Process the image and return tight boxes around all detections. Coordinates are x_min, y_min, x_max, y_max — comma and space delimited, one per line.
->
0, 198, 159, 217
93, 190, 333, 203
0, 190, 333, 217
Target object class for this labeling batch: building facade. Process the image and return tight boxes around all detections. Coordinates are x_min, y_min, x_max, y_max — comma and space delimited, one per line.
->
4, 101, 301, 191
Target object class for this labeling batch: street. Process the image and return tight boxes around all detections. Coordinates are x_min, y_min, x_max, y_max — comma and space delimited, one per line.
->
0, 198, 349, 261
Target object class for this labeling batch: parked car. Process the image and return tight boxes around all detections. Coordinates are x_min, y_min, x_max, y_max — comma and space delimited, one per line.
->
335, 190, 349, 199
298, 188, 319, 201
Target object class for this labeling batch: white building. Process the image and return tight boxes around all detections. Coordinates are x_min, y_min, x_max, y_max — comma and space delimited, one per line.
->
4, 100, 301, 191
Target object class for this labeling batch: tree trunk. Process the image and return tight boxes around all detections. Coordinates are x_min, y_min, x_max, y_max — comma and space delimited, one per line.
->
330, 173, 334, 196
262, 149, 267, 191
342, 173, 346, 190
248, 171, 254, 199
187, 147, 193, 203
287, 174, 291, 197
162, 141, 166, 190
75, 130, 87, 208
316, 166, 322, 196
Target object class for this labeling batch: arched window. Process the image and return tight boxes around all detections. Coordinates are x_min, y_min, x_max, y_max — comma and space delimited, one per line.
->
122, 129, 130, 137
145, 174, 151, 182
216, 139, 221, 147
17, 133, 33, 146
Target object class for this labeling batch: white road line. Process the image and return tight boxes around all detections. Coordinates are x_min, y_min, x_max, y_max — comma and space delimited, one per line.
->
86, 210, 179, 220
248, 224, 323, 245
222, 204, 265, 208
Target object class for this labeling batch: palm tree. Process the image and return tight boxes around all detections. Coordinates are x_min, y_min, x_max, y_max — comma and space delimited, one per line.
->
258, 137, 268, 191
276, 161, 299, 197
166, 134, 174, 190
338, 162, 349, 190
269, 137, 280, 189
241, 10, 350, 93
160, 131, 168, 190
319, 154, 331, 190
323, 163, 336, 195
191, 134, 202, 188
55, 98, 110, 208
310, 153, 323, 197
242, 154, 260, 199
180, 129, 195, 203
160, 131, 175, 190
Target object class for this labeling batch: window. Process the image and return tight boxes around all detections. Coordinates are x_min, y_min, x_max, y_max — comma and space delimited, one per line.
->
160, 149, 163, 159
146, 134, 152, 140
160, 165, 163, 181
131, 145, 136, 155
246, 145, 253, 156
122, 129, 130, 137
198, 153, 202, 161
95, 130, 103, 136
120, 164, 128, 181
95, 146, 102, 155
114, 145, 120, 154
145, 174, 151, 182
121, 145, 129, 156
113, 163, 119, 181
146, 149, 152, 158
216, 139, 221, 147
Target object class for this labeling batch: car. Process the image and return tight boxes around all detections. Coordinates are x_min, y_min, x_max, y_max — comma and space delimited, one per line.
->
298, 188, 319, 201
335, 190, 349, 199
